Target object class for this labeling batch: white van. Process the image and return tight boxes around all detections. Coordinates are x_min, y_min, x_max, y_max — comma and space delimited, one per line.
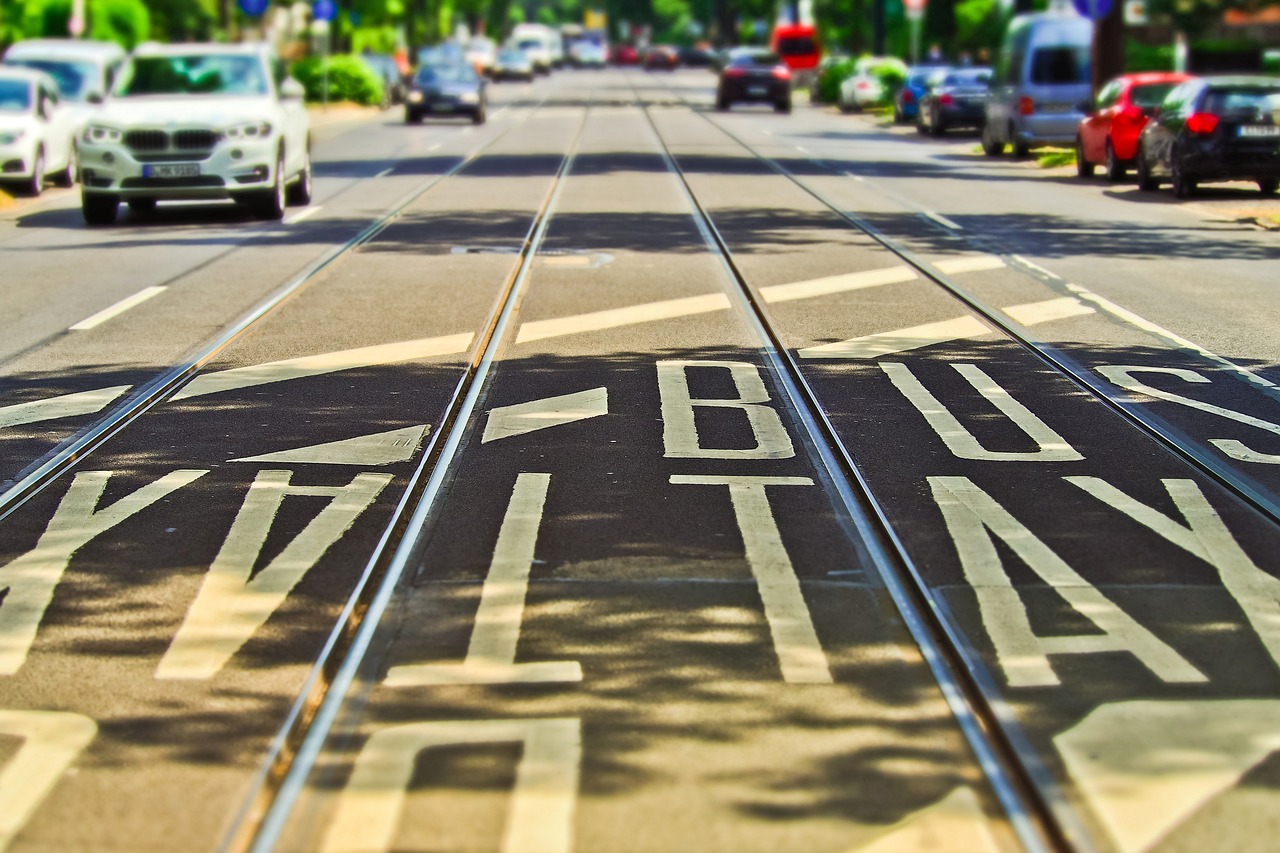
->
981, 10, 1093, 156
509, 24, 560, 74
2, 38, 126, 128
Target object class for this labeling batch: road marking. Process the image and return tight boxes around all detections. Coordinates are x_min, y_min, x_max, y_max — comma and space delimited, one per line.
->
482, 388, 607, 444
796, 145, 811, 154
658, 361, 794, 459
0, 469, 207, 675
923, 210, 962, 230
515, 294, 730, 343
386, 474, 581, 686
850, 787, 1001, 853
798, 297, 1093, 359
0, 710, 97, 851
842, 170, 864, 181
375, 167, 394, 178
1056, 700, 1280, 853
157, 471, 391, 680
284, 205, 322, 225
1009, 254, 1062, 281
69, 286, 166, 331
492, 106, 509, 119
672, 475, 832, 684
759, 266, 917, 303
230, 424, 431, 466
882, 362, 1083, 462
933, 255, 1006, 276
172, 334, 474, 400
321, 718, 581, 853
0, 385, 131, 429
427, 143, 441, 152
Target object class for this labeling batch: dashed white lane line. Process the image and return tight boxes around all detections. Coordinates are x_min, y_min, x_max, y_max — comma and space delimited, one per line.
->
375, 167, 394, 178
427, 143, 442, 152
933, 255, 1006, 276
69, 286, 166, 331
923, 210, 962, 230
283, 206, 322, 225
515, 294, 731, 343
760, 266, 916, 303
842, 171, 864, 181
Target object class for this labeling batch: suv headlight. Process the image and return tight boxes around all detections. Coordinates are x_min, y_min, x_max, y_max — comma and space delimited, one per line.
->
0, 129, 26, 145
84, 125, 122, 144
224, 121, 273, 139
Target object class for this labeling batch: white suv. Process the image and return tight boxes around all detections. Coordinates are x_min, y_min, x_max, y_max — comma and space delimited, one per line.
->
78, 42, 311, 225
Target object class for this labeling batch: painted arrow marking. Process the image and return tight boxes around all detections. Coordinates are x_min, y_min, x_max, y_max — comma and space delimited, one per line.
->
482, 388, 607, 444
0, 386, 132, 429
799, 297, 1093, 360
230, 424, 431, 466
1056, 700, 1280, 853
849, 787, 1001, 852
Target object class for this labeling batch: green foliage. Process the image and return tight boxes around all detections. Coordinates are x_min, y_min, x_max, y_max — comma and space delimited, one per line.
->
955, 0, 1004, 56
1126, 41, 1175, 72
352, 25, 401, 54
17, 0, 150, 47
816, 57, 857, 103
291, 54, 385, 105
873, 62, 906, 104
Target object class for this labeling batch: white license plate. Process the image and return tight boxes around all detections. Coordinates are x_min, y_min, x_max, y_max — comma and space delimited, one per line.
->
433, 102, 454, 112
144, 163, 199, 178
748, 86, 768, 96
1239, 125, 1280, 137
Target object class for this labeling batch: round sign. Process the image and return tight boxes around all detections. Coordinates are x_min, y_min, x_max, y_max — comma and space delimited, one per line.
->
238, 0, 269, 16
1071, 0, 1114, 20
903, 0, 926, 10
312, 0, 337, 22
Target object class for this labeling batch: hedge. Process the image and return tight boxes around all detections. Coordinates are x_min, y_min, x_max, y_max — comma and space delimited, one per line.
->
291, 54, 384, 106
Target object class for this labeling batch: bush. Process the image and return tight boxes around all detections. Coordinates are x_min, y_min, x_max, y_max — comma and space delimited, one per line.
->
873, 63, 907, 106
291, 54, 384, 106
19, 0, 149, 47
816, 57, 857, 104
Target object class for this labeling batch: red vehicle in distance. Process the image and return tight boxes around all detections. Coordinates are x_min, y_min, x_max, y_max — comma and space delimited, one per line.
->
1076, 72, 1192, 181
770, 23, 820, 82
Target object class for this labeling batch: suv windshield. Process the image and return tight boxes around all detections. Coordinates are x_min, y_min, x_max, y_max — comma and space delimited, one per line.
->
4, 58, 94, 100
119, 55, 268, 96
0, 78, 32, 111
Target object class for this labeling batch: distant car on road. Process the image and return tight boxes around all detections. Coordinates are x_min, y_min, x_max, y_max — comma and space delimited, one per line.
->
1076, 71, 1190, 181
405, 62, 487, 125
571, 40, 608, 68
838, 56, 906, 113
77, 42, 312, 225
612, 45, 640, 66
492, 48, 535, 82
894, 66, 947, 123
1136, 75, 1280, 197
917, 67, 992, 135
0, 66, 78, 196
716, 50, 791, 113
644, 46, 679, 71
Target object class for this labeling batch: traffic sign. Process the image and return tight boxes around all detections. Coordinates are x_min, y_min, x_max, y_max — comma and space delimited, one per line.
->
1072, 0, 1114, 20
238, 0, 269, 16
903, 0, 926, 20
312, 0, 337, 22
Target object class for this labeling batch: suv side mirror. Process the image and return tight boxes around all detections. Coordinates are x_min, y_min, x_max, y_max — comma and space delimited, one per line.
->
280, 78, 305, 101
86, 91, 105, 105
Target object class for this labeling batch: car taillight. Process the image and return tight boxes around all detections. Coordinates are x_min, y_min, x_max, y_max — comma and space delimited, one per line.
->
939, 93, 954, 106
902, 90, 914, 104
1019, 96, 1034, 115
772, 65, 791, 80
1187, 112, 1219, 135
724, 67, 746, 78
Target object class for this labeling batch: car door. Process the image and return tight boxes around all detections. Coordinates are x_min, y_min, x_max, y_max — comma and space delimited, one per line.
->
1145, 82, 1190, 177
36, 84, 71, 171
1082, 79, 1120, 163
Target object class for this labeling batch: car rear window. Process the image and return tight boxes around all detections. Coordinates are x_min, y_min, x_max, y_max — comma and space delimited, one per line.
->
776, 37, 817, 57
731, 51, 781, 67
1130, 82, 1177, 107
416, 64, 478, 84
944, 69, 992, 86
1029, 46, 1089, 84
0, 78, 31, 111
1203, 87, 1280, 119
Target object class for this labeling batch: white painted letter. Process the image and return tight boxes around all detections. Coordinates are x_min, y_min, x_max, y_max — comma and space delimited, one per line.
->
656, 360, 794, 459
1098, 365, 1280, 463
0, 710, 97, 851
157, 470, 391, 680
883, 362, 1083, 462
929, 477, 1205, 687
0, 469, 206, 675
671, 475, 831, 683
321, 718, 581, 853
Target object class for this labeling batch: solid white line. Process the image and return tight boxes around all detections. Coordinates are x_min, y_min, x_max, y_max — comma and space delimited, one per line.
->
69, 287, 166, 331
796, 145, 811, 154
374, 168, 393, 178
924, 210, 962, 230
842, 170, 864, 182
516, 293, 730, 343
1010, 254, 1063, 281
934, 255, 1007, 276
283, 206, 322, 225
760, 266, 916, 303
427, 143, 442, 152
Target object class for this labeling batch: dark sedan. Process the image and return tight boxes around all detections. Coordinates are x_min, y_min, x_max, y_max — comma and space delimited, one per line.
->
716, 50, 791, 113
405, 62, 487, 125
917, 67, 992, 136
1137, 76, 1280, 197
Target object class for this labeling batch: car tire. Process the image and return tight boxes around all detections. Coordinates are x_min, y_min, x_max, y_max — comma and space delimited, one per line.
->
915, 120, 928, 135
930, 111, 945, 137
405, 110, 422, 125
82, 192, 118, 225
1135, 146, 1159, 191
893, 105, 903, 123
53, 147, 75, 188
1104, 140, 1126, 182
127, 197, 157, 214
716, 94, 729, 112
1010, 126, 1029, 158
775, 98, 791, 114
981, 123, 1003, 156
1258, 179, 1278, 195
286, 143, 312, 206
1075, 138, 1094, 178
1171, 161, 1195, 199
25, 148, 44, 197
253, 150, 287, 220
472, 105, 487, 125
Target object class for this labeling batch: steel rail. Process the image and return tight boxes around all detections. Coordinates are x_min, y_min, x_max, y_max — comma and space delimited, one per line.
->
231, 93, 595, 853
634, 78, 1071, 852
0, 96, 552, 523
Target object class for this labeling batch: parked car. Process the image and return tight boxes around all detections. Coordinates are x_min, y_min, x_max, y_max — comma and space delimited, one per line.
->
644, 46, 679, 71
0, 66, 78, 196
465, 37, 497, 77
982, 10, 1092, 156
1076, 72, 1190, 181
571, 40, 608, 68
895, 65, 948, 123
1, 37, 125, 128
1135, 75, 1280, 197
677, 45, 716, 68
359, 52, 407, 108
77, 42, 312, 225
917, 67, 992, 135
838, 56, 906, 113
612, 44, 640, 66
716, 49, 791, 113
405, 62, 487, 125
492, 48, 535, 82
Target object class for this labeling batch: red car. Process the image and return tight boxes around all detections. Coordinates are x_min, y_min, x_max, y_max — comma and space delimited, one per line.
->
1076, 72, 1191, 181
612, 44, 639, 66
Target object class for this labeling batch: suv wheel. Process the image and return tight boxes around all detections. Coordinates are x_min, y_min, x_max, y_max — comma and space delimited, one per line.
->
1104, 140, 1125, 182
253, 151, 287, 220
286, 144, 313, 206
53, 147, 75, 188
980, 122, 1003, 156
1258, 179, 1278, 195
1075, 138, 1094, 177
25, 148, 44, 197
1171, 161, 1195, 198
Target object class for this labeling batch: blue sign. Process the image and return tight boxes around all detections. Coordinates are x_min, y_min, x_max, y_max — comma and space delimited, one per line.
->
312, 0, 337, 22
238, 0, 268, 15
1072, 0, 1114, 20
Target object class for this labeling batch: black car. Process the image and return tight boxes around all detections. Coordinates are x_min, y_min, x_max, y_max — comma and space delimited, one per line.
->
716, 50, 791, 113
405, 62, 487, 125
917, 67, 992, 136
1136, 75, 1280, 197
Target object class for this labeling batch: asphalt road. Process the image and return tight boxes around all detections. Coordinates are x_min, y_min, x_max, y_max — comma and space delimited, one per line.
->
1, 68, 1279, 853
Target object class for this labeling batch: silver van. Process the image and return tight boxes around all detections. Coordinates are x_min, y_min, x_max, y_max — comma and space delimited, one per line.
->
2, 38, 126, 125
982, 11, 1093, 156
